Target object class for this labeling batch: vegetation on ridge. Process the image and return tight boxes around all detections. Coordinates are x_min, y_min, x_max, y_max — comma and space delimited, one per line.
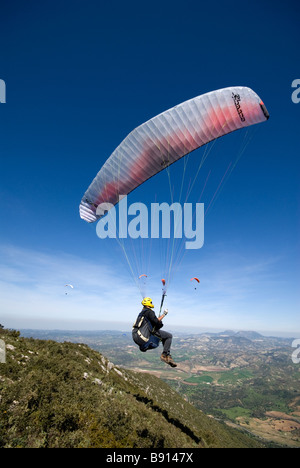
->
0, 328, 264, 448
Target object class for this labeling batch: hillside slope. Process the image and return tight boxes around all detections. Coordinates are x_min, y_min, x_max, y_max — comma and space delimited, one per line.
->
0, 329, 264, 448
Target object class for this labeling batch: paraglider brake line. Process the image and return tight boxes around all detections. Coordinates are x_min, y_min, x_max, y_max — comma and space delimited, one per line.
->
159, 292, 167, 317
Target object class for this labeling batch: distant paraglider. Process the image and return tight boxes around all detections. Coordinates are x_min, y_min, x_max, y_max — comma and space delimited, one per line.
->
65, 284, 74, 295
138, 274, 148, 287
190, 277, 200, 290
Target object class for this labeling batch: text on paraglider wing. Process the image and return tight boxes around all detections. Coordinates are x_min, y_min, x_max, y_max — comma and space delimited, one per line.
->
96, 196, 204, 250
291, 79, 300, 103
231, 93, 245, 122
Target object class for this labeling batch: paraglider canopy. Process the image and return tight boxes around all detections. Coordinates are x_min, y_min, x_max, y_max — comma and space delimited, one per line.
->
79, 86, 269, 303
190, 277, 200, 283
79, 86, 269, 223
191, 277, 200, 290
65, 284, 74, 295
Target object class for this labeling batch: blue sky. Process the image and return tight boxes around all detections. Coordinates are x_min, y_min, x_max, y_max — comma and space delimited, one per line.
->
0, 0, 299, 336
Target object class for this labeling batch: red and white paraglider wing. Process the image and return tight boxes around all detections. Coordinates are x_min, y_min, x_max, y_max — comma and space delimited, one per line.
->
79, 87, 269, 223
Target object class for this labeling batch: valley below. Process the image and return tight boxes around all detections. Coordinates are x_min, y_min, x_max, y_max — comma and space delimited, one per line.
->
21, 328, 300, 447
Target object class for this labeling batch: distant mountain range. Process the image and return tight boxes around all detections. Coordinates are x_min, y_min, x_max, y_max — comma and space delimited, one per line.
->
216, 330, 264, 339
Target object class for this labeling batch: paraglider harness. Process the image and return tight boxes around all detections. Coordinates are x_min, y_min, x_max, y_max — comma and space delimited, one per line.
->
132, 310, 161, 352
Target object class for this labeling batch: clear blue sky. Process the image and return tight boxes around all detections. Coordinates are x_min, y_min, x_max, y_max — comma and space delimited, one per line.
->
0, 0, 299, 336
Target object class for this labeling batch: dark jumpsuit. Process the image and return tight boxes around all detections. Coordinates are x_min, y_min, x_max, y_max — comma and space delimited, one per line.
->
140, 307, 173, 355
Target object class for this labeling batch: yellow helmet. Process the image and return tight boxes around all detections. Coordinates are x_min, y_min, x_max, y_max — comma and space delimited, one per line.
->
141, 297, 154, 308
